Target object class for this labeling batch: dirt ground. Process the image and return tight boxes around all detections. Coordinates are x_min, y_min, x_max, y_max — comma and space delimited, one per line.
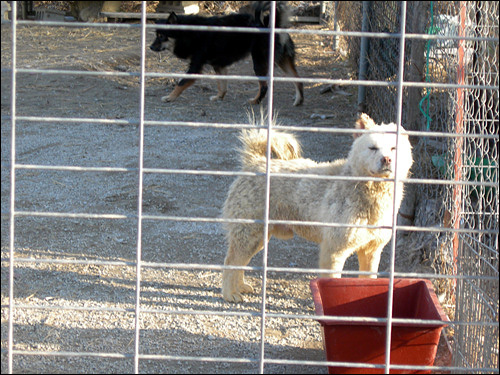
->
1, 17, 441, 374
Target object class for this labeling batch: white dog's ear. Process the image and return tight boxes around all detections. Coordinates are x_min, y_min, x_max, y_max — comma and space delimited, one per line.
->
354, 113, 376, 138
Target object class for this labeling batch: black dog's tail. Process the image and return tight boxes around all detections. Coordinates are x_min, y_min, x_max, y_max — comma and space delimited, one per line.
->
251, 1, 291, 29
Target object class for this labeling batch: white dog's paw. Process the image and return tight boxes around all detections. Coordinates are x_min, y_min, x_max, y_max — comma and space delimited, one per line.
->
223, 291, 244, 303
222, 283, 254, 303
239, 282, 254, 294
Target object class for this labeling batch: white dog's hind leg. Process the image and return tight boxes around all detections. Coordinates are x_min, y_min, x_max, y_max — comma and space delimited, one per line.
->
222, 236, 263, 302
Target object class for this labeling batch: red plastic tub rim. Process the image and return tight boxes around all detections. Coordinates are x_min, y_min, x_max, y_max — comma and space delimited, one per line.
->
309, 278, 449, 328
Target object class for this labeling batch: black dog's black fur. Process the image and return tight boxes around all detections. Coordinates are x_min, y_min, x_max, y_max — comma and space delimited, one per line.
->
150, 1, 303, 106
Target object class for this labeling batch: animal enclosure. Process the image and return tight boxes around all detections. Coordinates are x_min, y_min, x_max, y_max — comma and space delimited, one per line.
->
1, 1, 498, 374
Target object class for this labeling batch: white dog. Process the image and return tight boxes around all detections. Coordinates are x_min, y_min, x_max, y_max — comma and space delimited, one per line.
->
222, 113, 413, 302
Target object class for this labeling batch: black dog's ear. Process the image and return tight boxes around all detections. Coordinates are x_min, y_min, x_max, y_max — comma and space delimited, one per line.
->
167, 12, 178, 24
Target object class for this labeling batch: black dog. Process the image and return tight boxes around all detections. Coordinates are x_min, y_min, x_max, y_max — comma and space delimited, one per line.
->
150, 1, 303, 106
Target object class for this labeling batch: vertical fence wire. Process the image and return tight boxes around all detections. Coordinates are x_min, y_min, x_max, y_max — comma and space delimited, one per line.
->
133, 3, 148, 374
384, 2, 408, 372
259, 3, 277, 373
7, 2, 18, 374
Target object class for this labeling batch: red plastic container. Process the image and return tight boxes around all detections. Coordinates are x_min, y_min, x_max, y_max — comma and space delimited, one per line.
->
310, 278, 449, 374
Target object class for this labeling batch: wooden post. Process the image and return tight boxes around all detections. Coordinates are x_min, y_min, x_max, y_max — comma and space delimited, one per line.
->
406, 1, 430, 131
452, 1, 467, 281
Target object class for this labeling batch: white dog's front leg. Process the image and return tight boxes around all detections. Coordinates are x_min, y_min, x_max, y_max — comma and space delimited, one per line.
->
357, 245, 383, 279
222, 268, 253, 303
319, 243, 350, 278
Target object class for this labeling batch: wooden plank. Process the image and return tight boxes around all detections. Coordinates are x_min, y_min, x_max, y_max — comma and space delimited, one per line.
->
290, 16, 321, 23
100, 12, 322, 23
99, 12, 170, 19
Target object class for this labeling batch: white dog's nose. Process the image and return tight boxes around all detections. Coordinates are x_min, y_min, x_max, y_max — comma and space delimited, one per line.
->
382, 156, 392, 165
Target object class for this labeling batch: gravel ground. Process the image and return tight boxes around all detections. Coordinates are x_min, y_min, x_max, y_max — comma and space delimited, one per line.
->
1, 18, 431, 374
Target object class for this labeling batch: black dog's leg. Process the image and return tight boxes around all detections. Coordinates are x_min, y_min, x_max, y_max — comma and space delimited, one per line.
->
161, 60, 203, 103
251, 81, 268, 105
249, 48, 269, 105
210, 66, 228, 101
162, 78, 196, 102
277, 55, 304, 106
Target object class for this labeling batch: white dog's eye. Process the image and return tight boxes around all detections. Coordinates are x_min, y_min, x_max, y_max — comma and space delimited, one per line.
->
369, 146, 378, 151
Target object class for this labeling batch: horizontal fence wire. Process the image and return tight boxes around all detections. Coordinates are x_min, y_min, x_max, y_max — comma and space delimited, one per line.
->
4, 67, 499, 90
3, 1, 499, 374
10, 18, 500, 44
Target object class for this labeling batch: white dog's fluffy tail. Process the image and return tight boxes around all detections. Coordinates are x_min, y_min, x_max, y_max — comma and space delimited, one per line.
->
237, 111, 302, 167
238, 129, 302, 168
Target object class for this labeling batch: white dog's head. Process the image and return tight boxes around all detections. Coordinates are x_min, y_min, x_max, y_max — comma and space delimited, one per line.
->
348, 113, 413, 179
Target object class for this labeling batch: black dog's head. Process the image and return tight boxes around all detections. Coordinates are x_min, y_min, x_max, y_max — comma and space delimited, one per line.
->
149, 12, 179, 52
251, 1, 290, 28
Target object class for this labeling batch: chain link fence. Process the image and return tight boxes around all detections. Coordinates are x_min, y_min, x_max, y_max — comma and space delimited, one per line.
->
329, 1, 498, 372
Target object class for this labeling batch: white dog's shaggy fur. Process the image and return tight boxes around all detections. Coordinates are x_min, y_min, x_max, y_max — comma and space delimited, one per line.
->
221, 114, 413, 302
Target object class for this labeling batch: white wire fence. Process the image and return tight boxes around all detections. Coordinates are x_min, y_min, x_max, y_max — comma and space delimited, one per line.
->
2, 1, 498, 374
